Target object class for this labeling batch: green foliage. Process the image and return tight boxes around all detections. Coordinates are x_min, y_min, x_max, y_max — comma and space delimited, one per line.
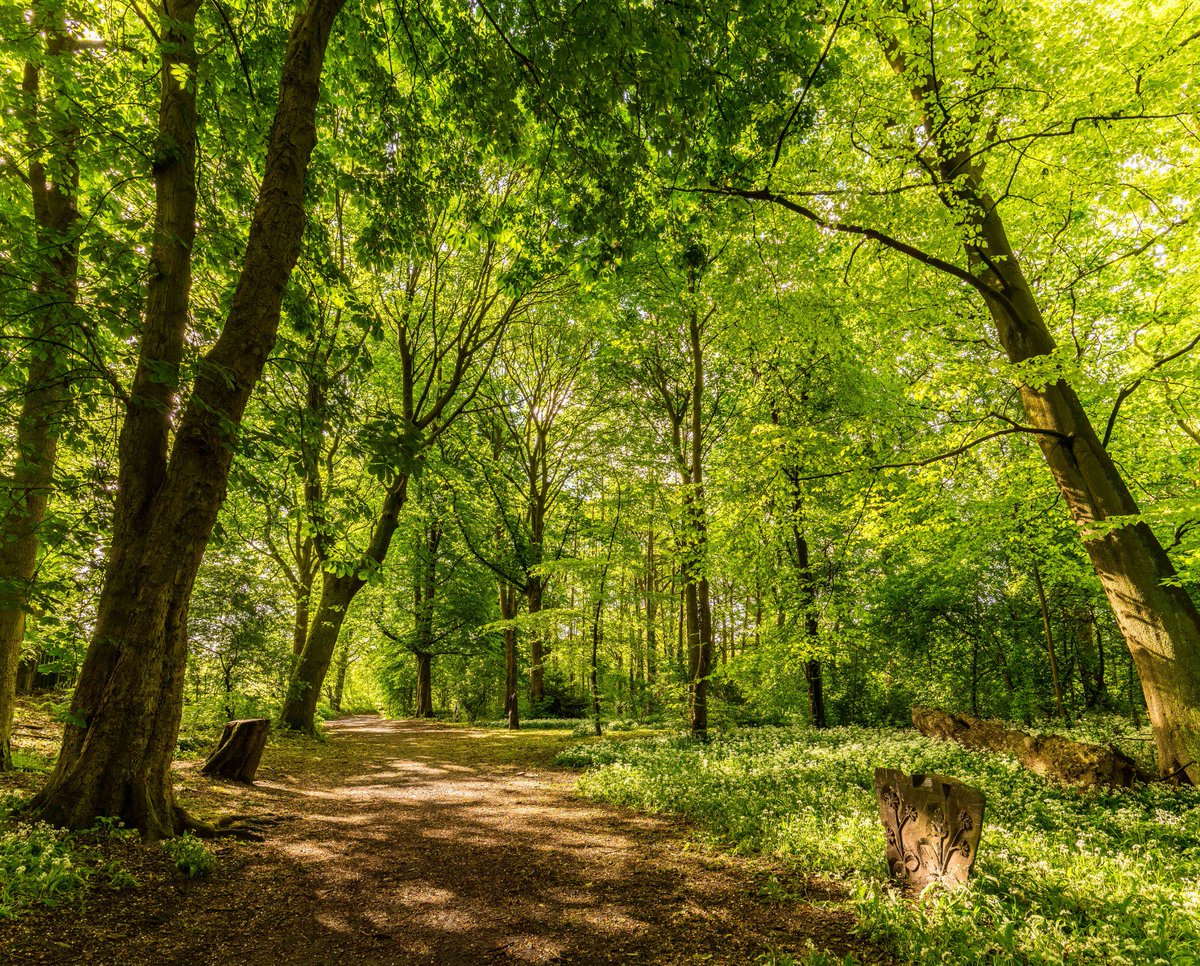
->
562, 726, 1200, 965
0, 815, 136, 919
162, 834, 217, 880
0, 822, 88, 918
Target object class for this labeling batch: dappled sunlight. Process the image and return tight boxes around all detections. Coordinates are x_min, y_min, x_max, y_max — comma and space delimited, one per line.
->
220, 717, 860, 965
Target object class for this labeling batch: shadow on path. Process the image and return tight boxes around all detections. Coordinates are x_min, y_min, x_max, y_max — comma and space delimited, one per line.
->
1, 717, 888, 965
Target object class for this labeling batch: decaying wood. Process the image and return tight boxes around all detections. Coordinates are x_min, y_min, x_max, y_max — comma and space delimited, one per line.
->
874, 768, 985, 893
912, 706, 1150, 787
201, 718, 270, 783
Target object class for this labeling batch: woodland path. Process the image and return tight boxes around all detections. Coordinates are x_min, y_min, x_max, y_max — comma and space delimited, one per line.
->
1, 717, 885, 965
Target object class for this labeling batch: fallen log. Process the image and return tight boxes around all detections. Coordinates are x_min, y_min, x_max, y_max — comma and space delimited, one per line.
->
911, 706, 1149, 787
201, 718, 270, 783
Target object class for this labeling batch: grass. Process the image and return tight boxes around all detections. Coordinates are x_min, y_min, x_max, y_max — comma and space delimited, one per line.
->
556, 724, 1200, 965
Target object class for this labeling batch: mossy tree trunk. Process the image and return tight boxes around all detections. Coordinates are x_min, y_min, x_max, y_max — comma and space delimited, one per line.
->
30, 0, 345, 835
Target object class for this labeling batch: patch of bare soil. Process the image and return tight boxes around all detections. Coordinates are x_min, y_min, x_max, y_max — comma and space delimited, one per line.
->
1, 717, 889, 965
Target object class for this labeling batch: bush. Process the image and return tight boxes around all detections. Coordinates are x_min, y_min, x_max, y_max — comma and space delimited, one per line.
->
162, 833, 217, 879
0, 821, 89, 918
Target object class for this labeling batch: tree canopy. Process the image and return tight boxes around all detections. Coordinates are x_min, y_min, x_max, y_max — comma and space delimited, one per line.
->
1, 0, 1198, 835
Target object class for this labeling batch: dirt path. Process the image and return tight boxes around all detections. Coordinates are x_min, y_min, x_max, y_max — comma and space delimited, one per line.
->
2, 717, 884, 965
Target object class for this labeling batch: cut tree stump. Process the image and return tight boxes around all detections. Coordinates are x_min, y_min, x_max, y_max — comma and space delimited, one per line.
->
874, 768, 985, 894
912, 706, 1147, 787
201, 718, 270, 783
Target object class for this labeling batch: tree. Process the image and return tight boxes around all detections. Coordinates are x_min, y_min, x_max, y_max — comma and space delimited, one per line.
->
731, 0, 1200, 779
0, 0, 85, 769
280, 161, 556, 732
30, 0, 345, 836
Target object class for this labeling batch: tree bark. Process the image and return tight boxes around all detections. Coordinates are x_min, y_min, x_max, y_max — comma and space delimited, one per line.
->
415, 651, 434, 718
787, 478, 827, 729
1032, 559, 1067, 718
684, 296, 711, 737
329, 638, 349, 712
499, 580, 519, 729
281, 473, 408, 731
201, 718, 270, 783
30, 0, 345, 836
528, 572, 545, 706
0, 11, 81, 771
913, 706, 1146, 787
880, 26, 1200, 782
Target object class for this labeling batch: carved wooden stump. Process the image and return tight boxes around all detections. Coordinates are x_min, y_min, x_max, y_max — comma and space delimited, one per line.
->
201, 718, 270, 783
874, 768, 985, 893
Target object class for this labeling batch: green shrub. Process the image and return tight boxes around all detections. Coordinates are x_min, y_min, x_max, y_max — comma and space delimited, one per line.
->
565, 725, 1200, 965
0, 821, 90, 918
162, 833, 217, 879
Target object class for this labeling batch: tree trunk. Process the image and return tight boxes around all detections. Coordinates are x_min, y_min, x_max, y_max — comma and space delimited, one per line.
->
0, 15, 81, 771
282, 473, 408, 732
329, 638, 349, 712
913, 706, 1146, 787
881, 30, 1200, 782
1032, 559, 1067, 718
644, 528, 657, 679
499, 581, 519, 729
282, 570, 354, 731
790, 506, 827, 729
414, 651, 434, 718
30, 0, 345, 836
528, 573, 544, 706
686, 300, 711, 737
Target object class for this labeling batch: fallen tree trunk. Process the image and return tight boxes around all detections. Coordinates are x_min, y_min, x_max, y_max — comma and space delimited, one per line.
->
201, 719, 270, 783
912, 707, 1151, 787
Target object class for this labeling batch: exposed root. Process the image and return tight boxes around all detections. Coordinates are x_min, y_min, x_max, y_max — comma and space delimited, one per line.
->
176, 807, 267, 842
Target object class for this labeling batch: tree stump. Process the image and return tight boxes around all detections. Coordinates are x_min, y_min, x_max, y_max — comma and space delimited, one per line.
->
874, 768, 985, 894
201, 719, 270, 783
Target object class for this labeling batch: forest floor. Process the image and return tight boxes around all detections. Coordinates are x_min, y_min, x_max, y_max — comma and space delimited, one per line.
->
0, 715, 889, 965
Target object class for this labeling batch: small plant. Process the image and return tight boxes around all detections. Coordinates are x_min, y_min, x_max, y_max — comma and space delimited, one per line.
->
162, 833, 217, 879
0, 821, 91, 918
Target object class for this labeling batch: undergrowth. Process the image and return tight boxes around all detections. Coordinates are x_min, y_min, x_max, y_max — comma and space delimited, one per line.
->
0, 802, 139, 919
557, 725, 1200, 965
162, 833, 217, 878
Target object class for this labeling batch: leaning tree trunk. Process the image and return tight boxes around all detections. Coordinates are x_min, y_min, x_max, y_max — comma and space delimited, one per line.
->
0, 19, 81, 771
30, 0, 345, 837
281, 473, 408, 732
282, 570, 356, 731
880, 31, 1200, 783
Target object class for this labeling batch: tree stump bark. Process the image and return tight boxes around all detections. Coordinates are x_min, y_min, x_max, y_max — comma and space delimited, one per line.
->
912, 706, 1148, 787
875, 768, 985, 894
201, 718, 270, 783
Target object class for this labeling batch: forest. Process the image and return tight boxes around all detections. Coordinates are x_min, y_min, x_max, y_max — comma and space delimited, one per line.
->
1, 0, 1198, 962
